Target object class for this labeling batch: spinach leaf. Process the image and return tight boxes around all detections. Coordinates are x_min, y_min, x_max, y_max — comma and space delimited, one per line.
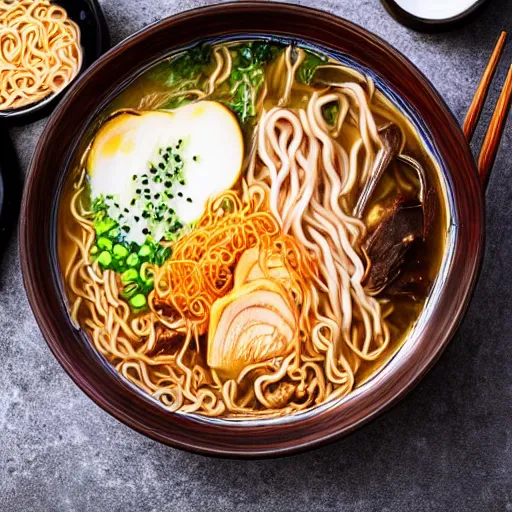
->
149, 43, 213, 88
296, 49, 327, 85
224, 41, 280, 124
322, 102, 340, 126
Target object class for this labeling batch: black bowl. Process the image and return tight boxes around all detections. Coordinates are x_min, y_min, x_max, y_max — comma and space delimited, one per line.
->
0, 131, 21, 265
0, 0, 110, 126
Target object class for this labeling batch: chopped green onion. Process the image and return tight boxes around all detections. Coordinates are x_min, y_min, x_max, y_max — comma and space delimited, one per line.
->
121, 282, 139, 299
94, 217, 117, 237
142, 280, 154, 294
109, 227, 121, 238
97, 237, 113, 251
138, 245, 152, 258
126, 253, 139, 267
139, 265, 154, 283
130, 294, 147, 309
97, 251, 112, 268
113, 244, 129, 259
122, 268, 139, 284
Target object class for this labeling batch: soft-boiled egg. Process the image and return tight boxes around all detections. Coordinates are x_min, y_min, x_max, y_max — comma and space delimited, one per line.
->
88, 101, 244, 245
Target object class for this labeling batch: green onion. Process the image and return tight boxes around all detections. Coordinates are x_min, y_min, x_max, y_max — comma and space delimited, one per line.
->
139, 265, 154, 283
109, 227, 121, 238
129, 294, 147, 309
97, 237, 113, 252
138, 244, 152, 258
142, 280, 154, 295
155, 246, 171, 266
97, 251, 112, 268
121, 282, 139, 299
113, 244, 129, 260
121, 268, 139, 284
90, 245, 99, 256
126, 253, 139, 267
94, 217, 117, 236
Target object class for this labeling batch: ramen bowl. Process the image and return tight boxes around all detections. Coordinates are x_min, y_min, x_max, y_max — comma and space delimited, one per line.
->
20, 2, 484, 457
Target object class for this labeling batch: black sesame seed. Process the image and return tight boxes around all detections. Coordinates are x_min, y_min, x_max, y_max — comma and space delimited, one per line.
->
134, 216, 140, 222
124, 207, 129, 213
142, 212, 149, 219
144, 187, 150, 193
135, 188, 141, 194
130, 199, 136, 206
164, 181, 172, 188
179, 179, 185, 185
142, 228, 149, 235
174, 155, 181, 162
154, 193, 160, 199
193, 156, 198, 162
186, 197, 193, 203
158, 163, 165, 170
169, 193, 174, 199
145, 194, 151, 200
122, 226, 130, 233
177, 192, 183, 197
132, 174, 137, 181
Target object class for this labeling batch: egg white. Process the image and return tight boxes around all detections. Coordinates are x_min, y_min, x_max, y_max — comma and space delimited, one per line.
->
88, 101, 244, 245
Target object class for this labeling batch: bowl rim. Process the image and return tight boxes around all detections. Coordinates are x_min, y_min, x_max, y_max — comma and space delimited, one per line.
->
20, 1, 485, 458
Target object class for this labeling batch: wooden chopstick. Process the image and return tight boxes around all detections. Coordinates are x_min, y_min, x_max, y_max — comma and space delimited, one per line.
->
463, 31, 507, 141
477, 64, 512, 184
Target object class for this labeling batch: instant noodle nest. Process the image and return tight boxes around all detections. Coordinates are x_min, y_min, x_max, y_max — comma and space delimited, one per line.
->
0, 0, 82, 110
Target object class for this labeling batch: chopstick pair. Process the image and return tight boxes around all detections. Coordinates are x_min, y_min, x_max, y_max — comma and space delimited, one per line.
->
463, 31, 512, 185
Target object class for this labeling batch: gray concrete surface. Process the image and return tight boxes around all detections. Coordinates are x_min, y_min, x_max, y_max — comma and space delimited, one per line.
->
2, 0, 512, 510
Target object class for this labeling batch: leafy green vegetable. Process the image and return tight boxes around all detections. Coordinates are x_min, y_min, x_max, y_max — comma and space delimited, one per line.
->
296, 49, 327, 85
150, 44, 213, 88
148, 44, 214, 110
322, 102, 340, 126
148, 40, 283, 123
224, 41, 280, 124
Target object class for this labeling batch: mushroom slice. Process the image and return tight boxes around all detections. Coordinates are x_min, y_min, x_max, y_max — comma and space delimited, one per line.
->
207, 279, 298, 378
363, 199, 424, 294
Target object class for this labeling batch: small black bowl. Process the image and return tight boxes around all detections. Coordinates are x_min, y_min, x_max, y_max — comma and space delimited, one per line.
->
0, 131, 21, 267
0, 0, 110, 126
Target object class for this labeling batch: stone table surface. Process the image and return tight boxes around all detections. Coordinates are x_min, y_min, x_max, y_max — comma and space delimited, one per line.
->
2, 0, 512, 510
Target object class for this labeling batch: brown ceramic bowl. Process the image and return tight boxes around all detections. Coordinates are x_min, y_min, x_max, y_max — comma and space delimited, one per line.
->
20, 2, 484, 458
